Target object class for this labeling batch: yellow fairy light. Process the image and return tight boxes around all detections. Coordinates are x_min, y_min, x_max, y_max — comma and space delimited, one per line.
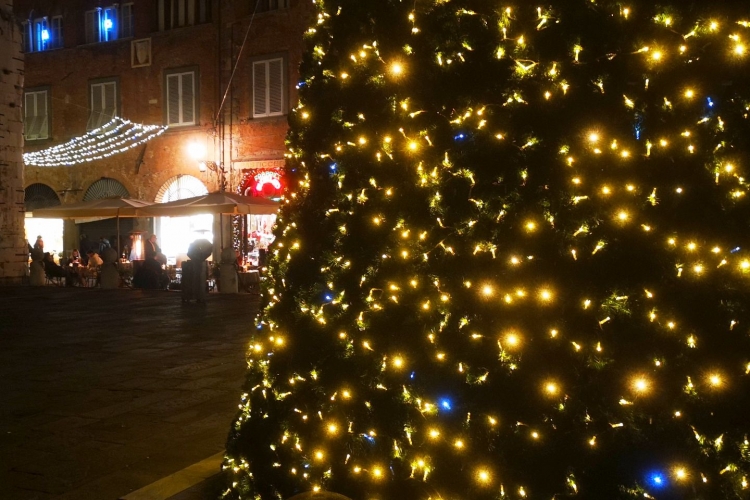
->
651, 50, 663, 61
588, 132, 600, 143
531, 431, 540, 439
390, 62, 404, 75
482, 284, 494, 297
314, 450, 325, 460
372, 466, 384, 479
504, 332, 521, 348
687, 242, 697, 251
301, 111, 310, 120
358, 136, 367, 145
710, 21, 719, 31
408, 141, 419, 151
428, 428, 440, 439
454, 439, 464, 449
708, 373, 723, 387
340, 72, 349, 79
392, 356, 405, 369
342, 390, 352, 399
539, 289, 553, 302
550, 329, 559, 338
327, 423, 339, 435
735, 43, 746, 56
674, 467, 688, 481
740, 260, 750, 270
544, 382, 559, 395
476, 468, 492, 484
631, 376, 651, 394
601, 186, 611, 195
617, 210, 630, 221
525, 221, 537, 232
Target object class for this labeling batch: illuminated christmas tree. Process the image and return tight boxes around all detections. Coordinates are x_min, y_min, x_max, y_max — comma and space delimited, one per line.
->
225, 1, 750, 498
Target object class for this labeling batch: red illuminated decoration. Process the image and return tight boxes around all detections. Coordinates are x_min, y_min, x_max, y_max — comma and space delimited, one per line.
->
239, 168, 284, 198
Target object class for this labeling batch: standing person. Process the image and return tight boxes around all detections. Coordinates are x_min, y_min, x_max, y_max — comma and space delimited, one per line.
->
33, 235, 44, 252
144, 234, 161, 261
98, 236, 111, 254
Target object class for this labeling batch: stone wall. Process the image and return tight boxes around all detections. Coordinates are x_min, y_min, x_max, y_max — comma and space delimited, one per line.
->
0, 0, 26, 284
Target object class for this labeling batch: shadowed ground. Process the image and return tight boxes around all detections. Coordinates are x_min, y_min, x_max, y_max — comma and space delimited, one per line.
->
0, 287, 257, 500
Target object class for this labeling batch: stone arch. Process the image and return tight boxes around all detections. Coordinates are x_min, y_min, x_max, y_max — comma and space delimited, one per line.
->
83, 177, 130, 201
154, 175, 207, 202
24, 183, 61, 211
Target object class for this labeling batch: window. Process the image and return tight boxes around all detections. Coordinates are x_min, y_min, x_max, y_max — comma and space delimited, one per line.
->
121, 3, 135, 38
87, 80, 118, 131
256, 0, 289, 12
33, 17, 49, 51
24, 90, 50, 141
165, 71, 197, 126
21, 14, 62, 52
50, 16, 63, 49
158, 0, 211, 31
252, 57, 285, 118
85, 6, 119, 44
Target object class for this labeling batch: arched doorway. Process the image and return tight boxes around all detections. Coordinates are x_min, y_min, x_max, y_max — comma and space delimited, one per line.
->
154, 175, 211, 263
80, 178, 132, 255
25, 183, 64, 256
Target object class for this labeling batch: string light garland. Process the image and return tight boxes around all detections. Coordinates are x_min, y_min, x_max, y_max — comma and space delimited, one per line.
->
23, 117, 168, 167
226, 1, 750, 499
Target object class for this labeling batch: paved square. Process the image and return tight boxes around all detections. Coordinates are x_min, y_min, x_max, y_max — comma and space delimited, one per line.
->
0, 287, 258, 499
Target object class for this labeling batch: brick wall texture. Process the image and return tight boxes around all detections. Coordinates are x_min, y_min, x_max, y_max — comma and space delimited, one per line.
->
0, 0, 27, 283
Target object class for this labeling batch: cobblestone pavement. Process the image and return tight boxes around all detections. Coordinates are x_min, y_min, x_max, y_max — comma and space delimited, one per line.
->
0, 287, 258, 500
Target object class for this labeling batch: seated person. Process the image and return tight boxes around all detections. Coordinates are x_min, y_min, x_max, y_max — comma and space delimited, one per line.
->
86, 250, 103, 269
43, 252, 82, 286
69, 249, 82, 266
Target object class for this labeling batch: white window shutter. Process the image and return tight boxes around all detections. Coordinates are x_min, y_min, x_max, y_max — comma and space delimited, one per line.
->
24, 93, 36, 139
37, 92, 49, 139
181, 73, 195, 124
103, 82, 117, 124
167, 74, 180, 124
87, 84, 103, 130
253, 62, 268, 117
268, 59, 283, 115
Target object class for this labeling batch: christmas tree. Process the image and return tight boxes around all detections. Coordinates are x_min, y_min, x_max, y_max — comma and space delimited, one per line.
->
225, 1, 750, 498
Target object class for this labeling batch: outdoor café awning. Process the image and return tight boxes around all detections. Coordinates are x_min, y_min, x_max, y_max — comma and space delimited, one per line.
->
137, 192, 279, 217
30, 197, 154, 219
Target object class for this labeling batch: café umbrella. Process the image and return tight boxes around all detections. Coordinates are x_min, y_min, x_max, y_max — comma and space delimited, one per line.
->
31, 197, 154, 253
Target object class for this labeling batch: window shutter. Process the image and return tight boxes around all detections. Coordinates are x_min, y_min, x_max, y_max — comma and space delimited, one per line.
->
167, 74, 180, 124
85, 10, 96, 44
87, 84, 103, 130
268, 59, 283, 115
24, 93, 37, 139
181, 73, 195, 124
37, 92, 49, 139
253, 62, 268, 117
187, 0, 196, 26
103, 83, 117, 123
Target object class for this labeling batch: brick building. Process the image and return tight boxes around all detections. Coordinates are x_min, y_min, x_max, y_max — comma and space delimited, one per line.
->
0, 0, 27, 284
14, 0, 312, 259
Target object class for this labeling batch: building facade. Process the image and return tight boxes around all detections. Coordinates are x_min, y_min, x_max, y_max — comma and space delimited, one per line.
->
15, 0, 311, 258
0, 0, 28, 284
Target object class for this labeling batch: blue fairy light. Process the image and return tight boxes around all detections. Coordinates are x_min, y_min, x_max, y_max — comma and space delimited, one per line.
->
410, 371, 416, 379
707, 97, 714, 107
439, 398, 452, 411
329, 163, 337, 171
731, 246, 741, 253
649, 472, 666, 488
